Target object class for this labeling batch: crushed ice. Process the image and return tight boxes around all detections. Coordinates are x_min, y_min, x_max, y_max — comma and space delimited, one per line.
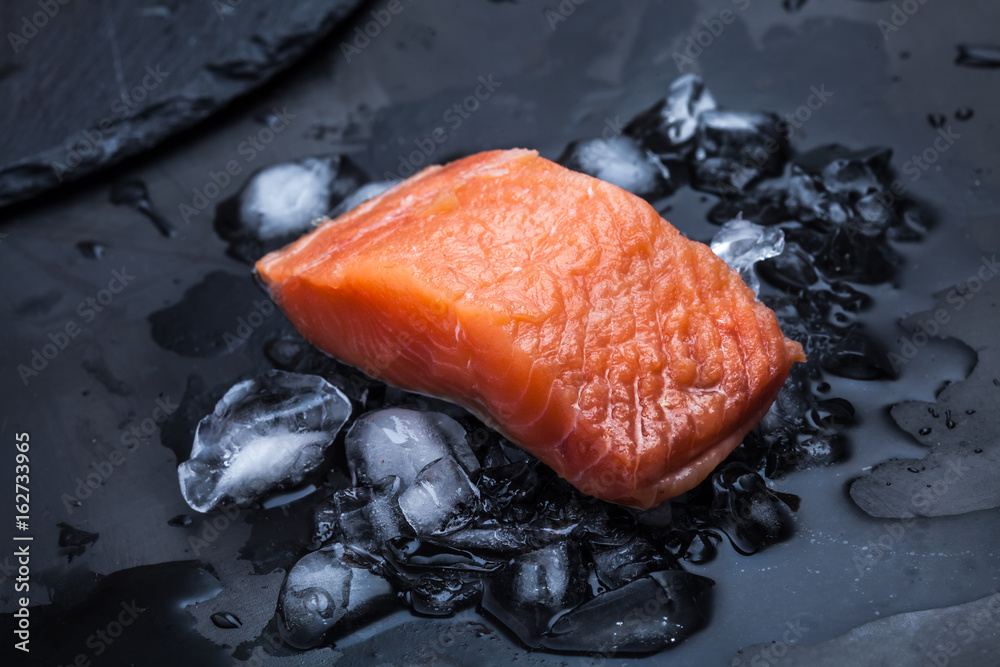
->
710, 217, 785, 295
178, 370, 351, 512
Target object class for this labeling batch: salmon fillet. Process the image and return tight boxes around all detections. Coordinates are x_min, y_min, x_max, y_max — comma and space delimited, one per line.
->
256, 149, 805, 509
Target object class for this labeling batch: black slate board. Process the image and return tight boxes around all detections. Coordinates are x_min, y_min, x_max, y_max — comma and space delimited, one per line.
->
0, 0, 364, 207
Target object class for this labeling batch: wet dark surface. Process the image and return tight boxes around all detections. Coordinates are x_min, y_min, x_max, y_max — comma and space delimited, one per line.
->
2, 1, 1000, 665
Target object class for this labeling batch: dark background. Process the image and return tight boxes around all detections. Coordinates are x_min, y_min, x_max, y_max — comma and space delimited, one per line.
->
1, 0, 999, 665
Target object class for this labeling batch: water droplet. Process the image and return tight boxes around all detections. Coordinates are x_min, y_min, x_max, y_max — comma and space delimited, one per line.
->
906, 467, 919, 474
927, 113, 947, 129
168, 514, 193, 527
974, 447, 983, 454
945, 411, 956, 429
919, 427, 931, 436
955, 108, 974, 121
210, 611, 242, 629
965, 409, 975, 415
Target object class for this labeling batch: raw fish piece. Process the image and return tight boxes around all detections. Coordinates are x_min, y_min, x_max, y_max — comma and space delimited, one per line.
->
257, 150, 805, 508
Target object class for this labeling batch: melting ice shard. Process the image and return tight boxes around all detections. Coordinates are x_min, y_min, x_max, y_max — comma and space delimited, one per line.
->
398, 456, 481, 536
344, 408, 479, 488
710, 217, 785, 296
626, 73, 718, 148
558, 136, 674, 197
277, 542, 397, 649
178, 370, 351, 512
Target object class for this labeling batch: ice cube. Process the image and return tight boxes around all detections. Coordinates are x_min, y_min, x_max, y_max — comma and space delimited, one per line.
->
344, 409, 479, 488
432, 518, 576, 558
815, 224, 898, 284
820, 330, 894, 380
791, 145, 899, 235
366, 477, 408, 552
681, 530, 721, 564
708, 186, 789, 226
576, 505, 638, 549
178, 370, 351, 513
398, 456, 480, 536
754, 368, 852, 474
709, 463, 787, 555
480, 541, 587, 647
757, 367, 811, 438
410, 573, 483, 616
710, 217, 785, 295
690, 110, 788, 194
626, 73, 717, 148
313, 478, 407, 557
387, 536, 507, 573
277, 542, 398, 649
214, 155, 368, 263
784, 167, 850, 226
327, 180, 401, 219
558, 136, 674, 197
795, 144, 893, 197
541, 571, 713, 654
477, 460, 542, 522
590, 536, 671, 590
756, 242, 818, 291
